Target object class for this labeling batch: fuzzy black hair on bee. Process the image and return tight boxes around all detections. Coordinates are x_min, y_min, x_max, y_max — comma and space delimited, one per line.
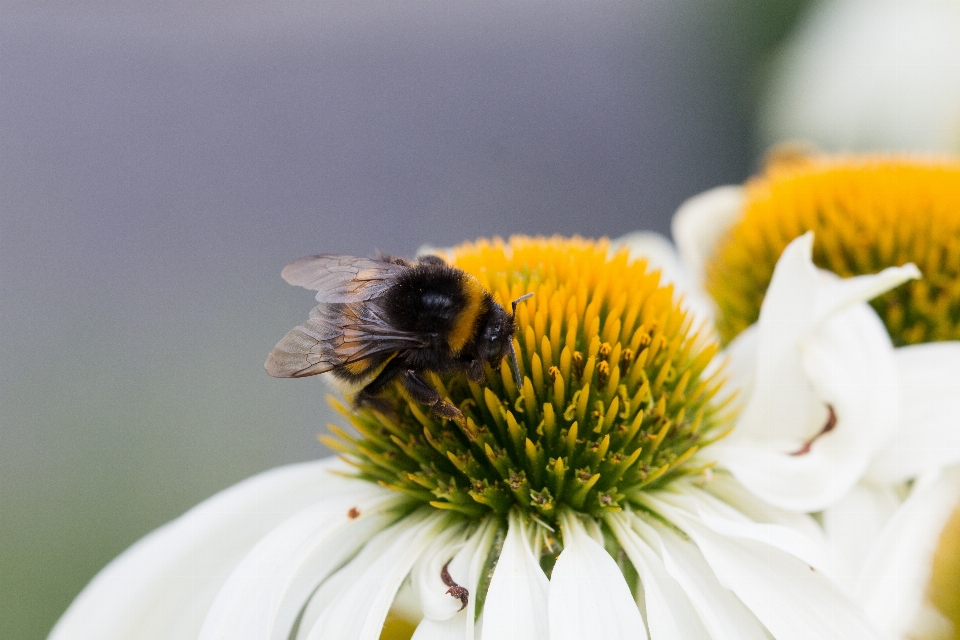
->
265, 253, 532, 422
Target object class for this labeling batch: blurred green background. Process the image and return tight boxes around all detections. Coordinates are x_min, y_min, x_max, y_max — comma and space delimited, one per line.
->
0, 1, 815, 638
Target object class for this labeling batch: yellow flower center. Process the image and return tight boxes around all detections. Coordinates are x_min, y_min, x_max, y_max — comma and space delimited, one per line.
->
706, 157, 960, 345
325, 236, 728, 528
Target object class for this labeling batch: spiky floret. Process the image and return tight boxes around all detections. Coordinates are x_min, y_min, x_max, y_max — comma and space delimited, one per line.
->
707, 157, 960, 345
323, 236, 730, 530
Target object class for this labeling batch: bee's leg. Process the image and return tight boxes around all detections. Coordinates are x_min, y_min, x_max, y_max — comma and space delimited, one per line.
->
466, 359, 485, 384
400, 369, 464, 423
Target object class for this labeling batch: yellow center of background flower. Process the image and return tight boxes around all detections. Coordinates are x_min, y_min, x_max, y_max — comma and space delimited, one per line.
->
706, 157, 960, 345
929, 503, 960, 640
324, 236, 728, 528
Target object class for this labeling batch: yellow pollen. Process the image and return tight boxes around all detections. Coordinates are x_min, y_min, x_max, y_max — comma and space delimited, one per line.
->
706, 156, 960, 346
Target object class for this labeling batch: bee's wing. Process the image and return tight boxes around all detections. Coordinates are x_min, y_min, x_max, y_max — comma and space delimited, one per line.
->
280, 255, 404, 304
265, 303, 429, 378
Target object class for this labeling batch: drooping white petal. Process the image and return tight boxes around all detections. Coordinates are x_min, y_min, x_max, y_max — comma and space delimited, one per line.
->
717, 232, 916, 511
48, 458, 362, 640
640, 515, 769, 640
727, 233, 820, 445
647, 484, 829, 575
296, 511, 413, 639
671, 185, 745, 291
411, 523, 472, 621
548, 511, 646, 640
480, 510, 549, 640
854, 466, 960, 638
867, 342, 960, 484
304, 509, 455, 640
821, 481, 901, 591
810, 263, 921, 329
198, 485, 404, 640
455, 518, 499, 640
703, 472, 826, 544
643, 493, 884, 640
607, 512, 703, 639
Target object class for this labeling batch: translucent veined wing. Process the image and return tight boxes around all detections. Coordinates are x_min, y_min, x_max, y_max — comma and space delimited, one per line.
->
280, 255, 405, 304
264, 303, 430, 378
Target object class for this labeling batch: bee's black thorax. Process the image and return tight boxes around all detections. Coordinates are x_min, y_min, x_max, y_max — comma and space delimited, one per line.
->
383, 264, 470, 335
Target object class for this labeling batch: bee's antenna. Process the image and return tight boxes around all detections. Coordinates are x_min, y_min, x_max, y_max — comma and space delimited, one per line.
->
508, 292, 534, 388
511, 292, 534, 317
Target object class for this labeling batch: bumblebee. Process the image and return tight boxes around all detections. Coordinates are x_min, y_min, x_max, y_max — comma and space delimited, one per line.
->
265, 253, 531, 421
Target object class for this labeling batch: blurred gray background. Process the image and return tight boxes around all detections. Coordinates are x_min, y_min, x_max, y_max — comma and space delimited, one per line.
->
0, 1, 808, 637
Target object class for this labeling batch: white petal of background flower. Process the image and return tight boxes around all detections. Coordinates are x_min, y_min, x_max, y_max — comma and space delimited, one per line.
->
671, 185, 745, 293
305, 509, 454, 640
548, 511, 647, 640
48, 459, 350, 640
867, 342, 960, 484
480, 511, 549, 640
197, 483, 403, 640
716, 233, 919, 511
854, 466, 960, 639
607, 512, 707, 639
646, 495, 884, 640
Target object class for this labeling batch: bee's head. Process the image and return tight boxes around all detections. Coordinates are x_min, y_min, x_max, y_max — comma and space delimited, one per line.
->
478, 293, 533, 386
477, 303, 515, 364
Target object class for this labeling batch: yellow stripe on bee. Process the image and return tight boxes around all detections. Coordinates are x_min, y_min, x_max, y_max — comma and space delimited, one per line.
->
343, 360, 370, 376
447, 273, 486, 354
336, 354, 397, 391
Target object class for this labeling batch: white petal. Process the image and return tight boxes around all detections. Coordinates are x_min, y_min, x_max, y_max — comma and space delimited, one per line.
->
718, 233, 908, 511
867, 342, 960, 483
305, 509, 454, 640
646, 485, 829, 575
413, 517, 497, 627
821, 481, 901, 591
198, 487, 410, 640
702, 472, 826, 544
640, 515, 769, 640
607, 512, 703, 639
480, 511, 549, 640
810, 263, 921, 329
671, 185, 745, 290
296, 512, 412, 639
643, 494, 884, 640
48, 459, 357, 640
458, 518, 499, 640
548, 511, 646, 640
854, 466, 960, 639
728, 233, 819, 445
